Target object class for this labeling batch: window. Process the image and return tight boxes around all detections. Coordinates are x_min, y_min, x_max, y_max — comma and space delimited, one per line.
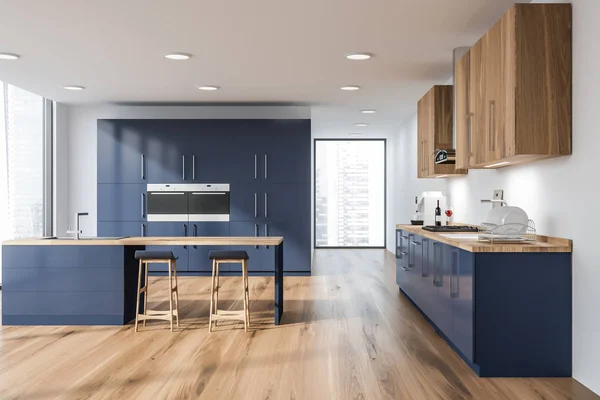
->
0, 81, 52, 282
315, 140, 386, 247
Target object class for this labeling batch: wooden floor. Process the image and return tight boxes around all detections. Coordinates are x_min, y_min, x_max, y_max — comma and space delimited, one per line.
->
0, 249, 597, 400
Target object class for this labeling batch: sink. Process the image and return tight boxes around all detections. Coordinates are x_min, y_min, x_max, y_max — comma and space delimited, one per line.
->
43, 236, 128, 240
439, 233, 480, 240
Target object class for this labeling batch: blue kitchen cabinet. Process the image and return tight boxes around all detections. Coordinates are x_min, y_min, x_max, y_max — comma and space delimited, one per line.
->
146, 222, 190, 272
408, 234, 424, 306
263, 127, 311, 184
451, 248, 475, 363
98, 184, 147, 222
265, 184, 310, 222
395, 230, 411, 291
146, 134, 188, 183
229, 184, 261, 222
98, 222, 147, 238
268, 219, 311, 272
229, 222, 266, 272
435, 242, 454, 340
192, 134, 261, 184
188, 222, 230, 272
98, 120, 148, 184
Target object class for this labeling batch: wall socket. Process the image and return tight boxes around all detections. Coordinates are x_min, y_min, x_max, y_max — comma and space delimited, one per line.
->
493, 190, 504, 201
493, 190, 504, 207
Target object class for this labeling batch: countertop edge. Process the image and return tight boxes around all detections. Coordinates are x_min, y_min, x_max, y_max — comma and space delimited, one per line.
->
395, 224, 572, 253
2, 236, 285, 246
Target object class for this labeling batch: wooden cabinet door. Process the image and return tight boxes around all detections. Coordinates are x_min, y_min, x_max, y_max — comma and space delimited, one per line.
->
455, 52, 471, 169
469, 39, 487, 166
417, 96, 429, 178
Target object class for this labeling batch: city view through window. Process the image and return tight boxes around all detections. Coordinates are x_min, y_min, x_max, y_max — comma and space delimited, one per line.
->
315, 140, 385, 247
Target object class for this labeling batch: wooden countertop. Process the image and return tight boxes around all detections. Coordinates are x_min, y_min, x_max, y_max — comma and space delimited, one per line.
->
2, 236, 284, 246
396, 225, 572, 253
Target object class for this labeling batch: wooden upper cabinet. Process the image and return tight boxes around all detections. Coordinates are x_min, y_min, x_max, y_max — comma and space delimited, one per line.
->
417, 86, 467, 178
455, 4, 572, 168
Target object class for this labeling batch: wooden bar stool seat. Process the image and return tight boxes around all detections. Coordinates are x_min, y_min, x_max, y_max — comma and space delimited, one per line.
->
134, 250, 180, 332
208, 250, 250, 332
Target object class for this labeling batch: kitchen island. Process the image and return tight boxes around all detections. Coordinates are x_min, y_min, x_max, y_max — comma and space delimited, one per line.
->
395, 225, 573, 378
1, 236, 284, 326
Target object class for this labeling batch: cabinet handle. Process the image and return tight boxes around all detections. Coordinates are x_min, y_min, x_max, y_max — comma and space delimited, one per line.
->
182, 155, 186, 180
254, 154, 258, 179
397, 231, 404, 259
264, 223, 269, 249
432, 242, 441, 287
192, 155, 196, 180
467, 114, 472, 157
488, 101, 495, 151
491, 102, 496, 151
141, 193, 145, 218
140, 154, 146, 180
264, 193, 268, 218
421, 141, 425, 171
264, 154, 268, 179
183, 224, 188, 249
193, 224, 198, 249
141, 223, 146, 237
422, 239, 429, 277
254, 193, 258, 218
410, 241, 420, 246
255, 224, 259, 249
400, 251, 408, 256
450, 251, 459, 298
401, 235, 409, 240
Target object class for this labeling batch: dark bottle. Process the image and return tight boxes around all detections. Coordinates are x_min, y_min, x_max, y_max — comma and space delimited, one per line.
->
435, 200, 442, 226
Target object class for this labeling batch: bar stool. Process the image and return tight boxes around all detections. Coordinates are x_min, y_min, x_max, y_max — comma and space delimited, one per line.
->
134, 250, 180, 332
208, 250, 250, 332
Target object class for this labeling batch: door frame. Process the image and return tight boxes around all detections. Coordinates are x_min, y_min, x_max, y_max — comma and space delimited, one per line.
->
313, 138, 387, 249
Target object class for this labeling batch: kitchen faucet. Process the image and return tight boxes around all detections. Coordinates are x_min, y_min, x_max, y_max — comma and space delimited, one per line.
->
480, 199, 508, 208
67, 212, 89, 239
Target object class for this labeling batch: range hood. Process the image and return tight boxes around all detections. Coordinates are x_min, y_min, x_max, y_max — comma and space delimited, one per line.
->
434, 47, 470, 165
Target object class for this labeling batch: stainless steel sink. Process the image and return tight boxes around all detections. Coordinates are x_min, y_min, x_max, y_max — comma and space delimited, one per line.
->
43, 236, 128, 240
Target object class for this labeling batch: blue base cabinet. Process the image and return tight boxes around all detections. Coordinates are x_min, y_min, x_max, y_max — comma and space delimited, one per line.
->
98, 119, 312, 276
395, 229, 571, 377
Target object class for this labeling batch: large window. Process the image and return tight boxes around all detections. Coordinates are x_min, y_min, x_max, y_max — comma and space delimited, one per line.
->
315, 139, 386, 248
0, 82, 52, 282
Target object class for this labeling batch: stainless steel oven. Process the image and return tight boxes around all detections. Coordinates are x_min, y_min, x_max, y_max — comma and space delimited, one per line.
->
188, 184, 230, 222
146, 184, 230, 222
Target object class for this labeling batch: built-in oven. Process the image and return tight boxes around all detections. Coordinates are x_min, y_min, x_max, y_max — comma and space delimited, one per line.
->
188, 184, 230, 222
146, 184, 230, 222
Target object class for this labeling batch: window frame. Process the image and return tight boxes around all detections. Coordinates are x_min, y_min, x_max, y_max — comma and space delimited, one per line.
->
313, 138, 387, 249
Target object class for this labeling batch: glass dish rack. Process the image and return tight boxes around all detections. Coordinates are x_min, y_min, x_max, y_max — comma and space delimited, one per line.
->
477, 220, 537, 244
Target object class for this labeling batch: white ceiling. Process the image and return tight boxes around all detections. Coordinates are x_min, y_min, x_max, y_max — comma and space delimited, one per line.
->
0, 0, 522, 135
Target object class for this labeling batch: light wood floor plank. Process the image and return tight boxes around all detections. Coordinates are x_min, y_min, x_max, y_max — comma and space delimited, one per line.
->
0, 249, 597, 400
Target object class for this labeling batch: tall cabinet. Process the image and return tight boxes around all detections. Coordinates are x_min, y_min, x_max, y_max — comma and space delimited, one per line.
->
455, 4, 572, 169
97, 119, 311, 275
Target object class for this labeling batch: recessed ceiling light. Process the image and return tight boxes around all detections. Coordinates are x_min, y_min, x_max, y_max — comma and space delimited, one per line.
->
63, 85, 85, 91
341, 86, 360, 91
361, 109, 376, 114
0, 53, 20, 60
354, 123, 368, 127
198, 86, 220, 91
349, 133, 362, 137
165, 53, 192, 60
346, 53, 372, 61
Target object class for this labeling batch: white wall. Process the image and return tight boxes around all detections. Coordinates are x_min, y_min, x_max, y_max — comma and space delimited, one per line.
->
61, 105, 310, 236
392, 114, 447, 229
395, 0, 600, 393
